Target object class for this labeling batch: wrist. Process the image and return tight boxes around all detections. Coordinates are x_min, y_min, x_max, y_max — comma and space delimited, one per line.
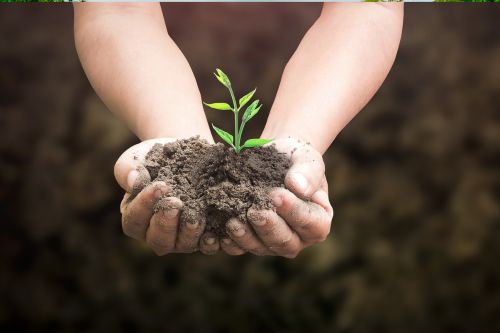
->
139, 130, 214, 143
262, 123, 334, 155
136, 117, 214, 143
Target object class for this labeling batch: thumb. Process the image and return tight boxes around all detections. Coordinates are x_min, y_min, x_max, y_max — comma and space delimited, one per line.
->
114, 138, 175, 193
285, 145, 325, 200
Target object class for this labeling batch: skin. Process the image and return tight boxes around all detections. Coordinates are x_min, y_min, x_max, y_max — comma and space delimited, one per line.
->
74, 3, 403, 257
229, 4, 404, 257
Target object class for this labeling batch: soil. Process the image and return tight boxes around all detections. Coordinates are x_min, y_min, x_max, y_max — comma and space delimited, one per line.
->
134, 137, 290, 236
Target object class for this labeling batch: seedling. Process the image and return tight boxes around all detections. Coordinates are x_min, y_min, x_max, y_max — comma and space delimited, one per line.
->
204, 68, 272, 153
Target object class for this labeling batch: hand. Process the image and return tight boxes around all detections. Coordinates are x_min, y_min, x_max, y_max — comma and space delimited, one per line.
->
222, 138, 334, 258
114, 138, 220, 255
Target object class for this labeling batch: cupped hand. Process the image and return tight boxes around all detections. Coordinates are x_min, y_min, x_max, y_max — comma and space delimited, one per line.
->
114, 138, 219, 255
222, 138, 334, 258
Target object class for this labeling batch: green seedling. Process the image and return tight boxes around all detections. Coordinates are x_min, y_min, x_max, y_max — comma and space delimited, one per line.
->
204, 68, 272, 153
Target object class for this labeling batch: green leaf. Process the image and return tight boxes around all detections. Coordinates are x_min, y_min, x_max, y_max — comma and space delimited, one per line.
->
242, 100, 261, 123
238, 88, 256, 109
203, 102, 232, 111
212, 124, 234, 147
242, 138, 273, 149
214, 68, 231, 87
214, 73, 226, 86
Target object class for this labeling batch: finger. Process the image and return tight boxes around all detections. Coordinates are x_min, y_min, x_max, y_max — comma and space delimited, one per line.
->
199, 232, 220, 255
122, 181, 169, 241
175, 207, 206, 253
220, 238, 246, 256
319, 175, 329, 193
226, 218, 272, 256
114, 138, 176, 192
270, 188, 332, 243
311, 187, 334, 217
146, 197, 182, 255
311, 176, 334, 218
285, 146, 325, 200
120, 193, 130, 214
247, 207, 302, 258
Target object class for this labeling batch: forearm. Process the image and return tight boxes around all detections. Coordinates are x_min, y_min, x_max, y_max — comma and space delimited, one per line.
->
262, 3, 403, 154
74, 3, 212, 141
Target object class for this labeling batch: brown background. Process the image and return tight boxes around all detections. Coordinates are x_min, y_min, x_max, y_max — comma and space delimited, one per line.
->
1, 4, 500, 332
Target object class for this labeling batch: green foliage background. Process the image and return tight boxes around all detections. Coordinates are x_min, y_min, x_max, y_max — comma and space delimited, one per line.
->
1, 0, 500, 3
0, 0, 65, 2
435, 0, 500, 2
1, 4, 500, 332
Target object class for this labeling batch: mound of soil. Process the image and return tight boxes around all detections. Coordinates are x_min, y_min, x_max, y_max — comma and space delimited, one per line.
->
136, 137, 290, 236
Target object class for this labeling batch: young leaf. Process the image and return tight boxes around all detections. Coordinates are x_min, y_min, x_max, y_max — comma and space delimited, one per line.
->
238, 88, 256, 109
242, 100, 261, 123
214, 68, 231, 87
242, 138, 273, 149
203, 102, 232, 111
212, 124, 234, 147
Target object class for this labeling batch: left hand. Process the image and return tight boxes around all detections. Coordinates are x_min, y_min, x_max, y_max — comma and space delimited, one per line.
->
220, 138, 334, 258
115, 138, 220, 256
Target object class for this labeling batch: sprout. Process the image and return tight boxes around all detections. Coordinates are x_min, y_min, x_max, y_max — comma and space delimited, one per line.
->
204, 68, 272, 153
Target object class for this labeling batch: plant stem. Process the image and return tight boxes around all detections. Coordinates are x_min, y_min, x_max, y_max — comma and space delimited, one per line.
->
238, 120, 247, 144
228, 85, 240, 152
234, 113, 240, 152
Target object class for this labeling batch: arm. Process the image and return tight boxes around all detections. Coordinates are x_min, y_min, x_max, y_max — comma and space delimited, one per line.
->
225, 3, 404, 258
74, 3, 212, 141
262, 3, 404, 153
74, 3, 217, 255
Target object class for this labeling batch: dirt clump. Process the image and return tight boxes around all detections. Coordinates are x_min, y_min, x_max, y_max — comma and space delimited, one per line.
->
135, 137, 290, 236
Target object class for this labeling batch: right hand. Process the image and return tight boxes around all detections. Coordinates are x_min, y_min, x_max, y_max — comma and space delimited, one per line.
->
223, 137, 333, 258
114, 138, 220, 255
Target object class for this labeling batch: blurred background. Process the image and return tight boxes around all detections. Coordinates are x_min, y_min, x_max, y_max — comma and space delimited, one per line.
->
1, 4, 500, 332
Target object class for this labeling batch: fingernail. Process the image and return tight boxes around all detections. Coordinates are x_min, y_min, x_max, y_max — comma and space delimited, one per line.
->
204, 237, 215, 245
186, 221, 199, 230
233, 228, 245, 237
228, 220, 245, 237
222, 238, 232, 245
154, 184, 168, 199
163, 208, 179, 219
248, 211, 267, 226
271, 193, 283, 208
127, 170, 139, 190
291, 172, 309, 194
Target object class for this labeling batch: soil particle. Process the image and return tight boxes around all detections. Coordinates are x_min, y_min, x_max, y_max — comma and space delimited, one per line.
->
137, 137, 290, 236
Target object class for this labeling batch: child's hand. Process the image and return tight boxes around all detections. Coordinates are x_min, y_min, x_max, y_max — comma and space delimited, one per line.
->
222, 138, 334, 258
114, 139, 219, 256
